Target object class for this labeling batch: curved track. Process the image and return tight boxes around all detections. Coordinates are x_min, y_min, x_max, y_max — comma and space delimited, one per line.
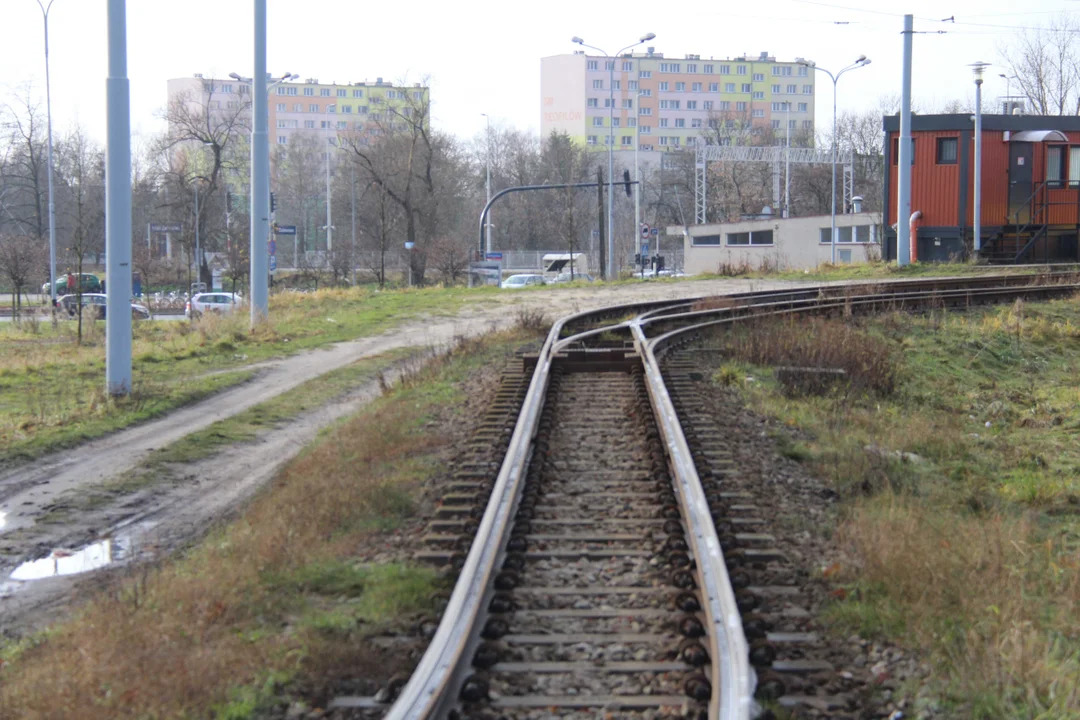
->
338, 271, 1080, 719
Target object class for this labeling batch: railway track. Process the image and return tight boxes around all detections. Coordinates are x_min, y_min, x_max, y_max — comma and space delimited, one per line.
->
333, 271, 1080, 719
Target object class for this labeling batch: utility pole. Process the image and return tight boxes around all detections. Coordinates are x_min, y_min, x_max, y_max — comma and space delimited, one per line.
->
896, 13, 914, 266
105, 0, 132, 395
597, 166, 606, 279
249, 0, 270, 323
350, 161, 357, 286
972, 62, 988, 255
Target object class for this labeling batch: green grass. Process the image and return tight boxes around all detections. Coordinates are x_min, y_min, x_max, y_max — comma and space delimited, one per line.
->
707, 260, 1073, 283
711, 297, 1080, 715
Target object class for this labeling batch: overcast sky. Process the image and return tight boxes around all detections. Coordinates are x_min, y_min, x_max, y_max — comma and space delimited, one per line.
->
1, 0, 1074, 148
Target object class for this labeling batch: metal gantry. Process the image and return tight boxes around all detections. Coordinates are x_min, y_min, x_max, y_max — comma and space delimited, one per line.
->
693, 145, 855, 224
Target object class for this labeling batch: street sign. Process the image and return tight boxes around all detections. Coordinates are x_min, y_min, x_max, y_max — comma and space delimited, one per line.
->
275, 225, 297, 236
269, 255, 277, 272
149, 223, 182, 233
268, 239, 277, 256
640, 224, 651, 238
641, 242, 650, 256
486, 252, 503, 260
651, 227, 659, 237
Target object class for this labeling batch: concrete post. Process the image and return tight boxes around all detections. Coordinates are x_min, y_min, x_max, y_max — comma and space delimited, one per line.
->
897, 14, 914, 266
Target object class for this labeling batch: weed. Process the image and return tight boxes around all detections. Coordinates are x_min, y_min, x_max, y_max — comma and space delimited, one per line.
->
514, 306, 548, 334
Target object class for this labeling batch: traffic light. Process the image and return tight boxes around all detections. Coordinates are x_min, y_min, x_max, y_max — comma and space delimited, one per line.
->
623, 169, 632, 197
270, 192, 277, 213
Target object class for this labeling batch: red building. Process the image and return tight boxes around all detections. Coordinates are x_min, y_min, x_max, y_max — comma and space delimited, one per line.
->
883, 114, 1080, 263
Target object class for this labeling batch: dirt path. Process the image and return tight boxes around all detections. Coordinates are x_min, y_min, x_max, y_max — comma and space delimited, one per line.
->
0, 278, 805, 636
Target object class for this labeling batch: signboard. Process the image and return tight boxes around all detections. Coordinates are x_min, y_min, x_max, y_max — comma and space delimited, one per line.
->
275, 225, 297, 236
468, 261, 501, 287
269, 254, 278, 272
268, 239, 277, 256
150, 223, 182, 233
212, 268, 223, 291
651, 227, 659, 237
486, 252, 503, 260
641, 242, 649, 256
640, 224, 651, 238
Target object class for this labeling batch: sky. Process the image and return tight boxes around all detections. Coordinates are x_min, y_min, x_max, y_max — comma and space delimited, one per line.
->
1, 0, 1076, 148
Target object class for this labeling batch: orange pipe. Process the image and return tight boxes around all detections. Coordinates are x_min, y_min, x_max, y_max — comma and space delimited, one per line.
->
909, 211, 923, 263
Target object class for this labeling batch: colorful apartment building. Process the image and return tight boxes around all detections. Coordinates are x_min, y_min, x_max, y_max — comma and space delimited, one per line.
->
541, 49, 816, 152
166, 75, 429, 148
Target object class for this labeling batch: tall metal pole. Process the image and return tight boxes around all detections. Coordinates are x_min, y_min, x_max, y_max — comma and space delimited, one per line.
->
634, 96, 641, 259
784, 103, 791, 218
350, 161, 357, 285
194, 184, 200, 286
607, 57, 615, 280
325, 104, 335, 254
250, 0, 269, 323
973, 63, 987, 254
36, 1, 58, 305
482, 113, 492, 256
105, 0, 132, 395
897, 14, 914, 266
830, 74, 838, 263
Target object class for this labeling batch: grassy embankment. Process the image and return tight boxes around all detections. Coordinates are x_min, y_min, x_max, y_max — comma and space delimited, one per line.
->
710, 298, 1080, 717
0, 325, 542, 719
702, 259, 1076, 283
0, 285, 496, 465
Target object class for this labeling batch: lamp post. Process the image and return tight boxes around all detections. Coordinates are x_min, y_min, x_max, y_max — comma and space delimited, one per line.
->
784, 101, 792, 218
228, 65, 298, 325
572, 33, 656, 280
971, 62, 990, 254
798, 56, 871, 264
324, 103, 336, 255
34, 0, 58, 306
635, 91, 645, 262
481, 113, 493, 256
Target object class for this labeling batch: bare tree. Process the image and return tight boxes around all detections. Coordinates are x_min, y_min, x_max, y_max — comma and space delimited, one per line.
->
0, 233, 45, 321
0, 88, 49, 240
999, 13, 1080, 115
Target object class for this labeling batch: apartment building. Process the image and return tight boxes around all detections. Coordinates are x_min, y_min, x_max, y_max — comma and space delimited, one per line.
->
166, 75, 429, 147
541, 49, 816, 152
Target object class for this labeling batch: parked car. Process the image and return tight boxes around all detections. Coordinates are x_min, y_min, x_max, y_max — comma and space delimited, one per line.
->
43, 273, 101, 298
552, 272, 595, 283
185, 292, 244, 319
57, 293, 151, 320
500, 274, 546, 289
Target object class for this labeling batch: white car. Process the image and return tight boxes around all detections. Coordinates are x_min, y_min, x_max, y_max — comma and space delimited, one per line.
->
185, 292, 244, 319
500, 274, 546, 289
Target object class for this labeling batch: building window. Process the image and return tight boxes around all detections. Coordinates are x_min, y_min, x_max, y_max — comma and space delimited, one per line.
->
789, 119, 796, 129
640, 70, 652, 78
798, 102, 808, 112
718, 101, 730, 110
328, 105, 336, 113
691, 82, 702, 92
305, 120, 315, 128
737, 65, 747, 75
343, 105, 353, 114
604, 136, 611, 144
303, 87, 314, 96
803, 120, 813, 129
593, 79, 603, 89
641, 88, 652, 97
753, 73, 764, 82
675, 82, 685, 91
588, 98, 598, 108
588, 60, 598, 70
703, 101, 714, 110
353, 89, 363, 98
639, 107, 652, 115
692, 118, 702, 128
798, 66, 809, 76
276, 103, 286, 111
736, 101, 747, 111
1070, 147, 1080, 187
359, 106, 368, 114
772, 120, 780, 129
891, 137, 916, 165
660, 99, 671, 109
612, 117, 620, 127
337, 121, 347, 129
675, 118, 685, 128
604, 61, 613, 71
771, 102, 784, 112
613, 80, 621, 90
709, 82, 719, 92
277, 135, 287, 144
587, 135, 598, 145
640, 125, 651, 134
623, 61, 633, 72
309, 104, 319, 112
704, 64, 714, 73
803, 85, 813, 94
742, 83, 752, 93
1047, 145, 1065, 186
627, 117, 636, 127
660, 118, 669, 127
693, 234, 721, 246
772, 84, 781, 93
725, 83, 736, 92
787, 84, 797, 93
294, 104, 303, 112
276, 120, 286, 128
593, 116, 604, 126
277, 87, 286, 96
604, 98, 614, 108
629, 80, 639, 90
659, 136, 669, 146
621, 136, 632, 145
719, 64, 730, 74
687, 64, 698, 73
936, 137, 958, 164
727, 230, 773, 245
660, 63, 681, 72
687, 100, 698, 110
659, 81, 669, 91
753, 91, 764, 99
335, 89, 345, 97
623, 99, 633, 108
752, 109, 765, 118
855, 226, 872, 242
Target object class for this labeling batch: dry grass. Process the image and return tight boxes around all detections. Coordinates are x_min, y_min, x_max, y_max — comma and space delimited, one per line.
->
838, 497, 1080, 716
0, 328, 537, 719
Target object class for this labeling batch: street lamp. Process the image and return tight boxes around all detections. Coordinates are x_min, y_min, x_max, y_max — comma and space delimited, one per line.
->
572, 32, 656, 280
324, 103, 336, 255
971, 62, 990, 254
635, 90, 645, 266
34, 0, 58, 305
481, 113, 492, 256
798, 55, 871, 264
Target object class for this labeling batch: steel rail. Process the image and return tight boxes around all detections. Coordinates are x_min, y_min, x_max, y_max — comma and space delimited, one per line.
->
382, 271, 1079, 720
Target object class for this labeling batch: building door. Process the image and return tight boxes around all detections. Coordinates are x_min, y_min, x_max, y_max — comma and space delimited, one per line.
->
1008, 142, 1034, 224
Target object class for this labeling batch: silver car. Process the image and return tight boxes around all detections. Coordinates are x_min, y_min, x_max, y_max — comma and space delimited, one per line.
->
500, 274, 546, 289
186, 292, 244, 319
